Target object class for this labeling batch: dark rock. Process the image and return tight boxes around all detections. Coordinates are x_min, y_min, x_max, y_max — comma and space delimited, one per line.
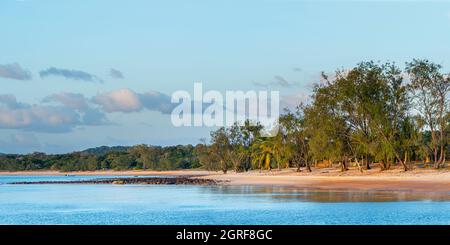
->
9, 176, 219, 186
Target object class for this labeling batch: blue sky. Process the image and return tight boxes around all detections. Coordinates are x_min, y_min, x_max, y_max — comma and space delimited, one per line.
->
1, 0, 450, 153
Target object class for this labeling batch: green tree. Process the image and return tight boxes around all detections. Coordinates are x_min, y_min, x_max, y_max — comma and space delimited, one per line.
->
406, 59, 449, 168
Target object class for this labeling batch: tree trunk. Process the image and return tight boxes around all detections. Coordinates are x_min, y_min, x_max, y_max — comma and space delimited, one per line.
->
404, 151, 408, 166
443, 154, 446, 167
387, 157, 392, 170
395, 153, 408, 171
365, 155, 371, 170
434, 157, 441, 169
221, 160, 227, 174
380, 153, 388, 170
380, 160, 387, 171
434, 149, 439, 167
429, 113, 439, 165
305, 160, 312, 172
355, 157, 364, 173
340, 157, 348, 172
375, 127, 407, 171
436, 144, 445, 168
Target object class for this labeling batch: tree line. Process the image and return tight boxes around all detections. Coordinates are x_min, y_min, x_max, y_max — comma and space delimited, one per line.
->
198, 59, 449, 172
0, 59, 448, 173
0, 145, 200, 171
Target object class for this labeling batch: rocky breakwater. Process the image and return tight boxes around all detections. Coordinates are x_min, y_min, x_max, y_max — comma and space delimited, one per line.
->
9, 176, 219, 185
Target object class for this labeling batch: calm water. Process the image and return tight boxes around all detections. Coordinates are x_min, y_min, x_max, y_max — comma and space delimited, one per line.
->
1, 175, 450, 225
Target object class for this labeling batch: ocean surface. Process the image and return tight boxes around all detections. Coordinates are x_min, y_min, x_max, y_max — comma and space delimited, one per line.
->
1, 175, 450, 225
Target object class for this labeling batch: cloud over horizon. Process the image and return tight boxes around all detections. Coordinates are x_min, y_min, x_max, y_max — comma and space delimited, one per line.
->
0, 133, 42, 154
0, 87, 176, 133
0, 94, 28, 109
93, 89, 142, 113
0, 93, 110, 133
0, 63, 32, 80
93, 88, 174, 114
43, 92, 89, 111
0, 103, 81, 133
139, 91, 174, 114
39, 67, 103, 82
42, 92, 108, 126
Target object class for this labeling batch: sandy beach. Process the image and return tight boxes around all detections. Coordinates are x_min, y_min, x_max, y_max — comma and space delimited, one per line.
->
1, 166, 450, 193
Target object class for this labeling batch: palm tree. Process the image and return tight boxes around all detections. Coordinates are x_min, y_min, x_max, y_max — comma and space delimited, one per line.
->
251, 138, 274, 171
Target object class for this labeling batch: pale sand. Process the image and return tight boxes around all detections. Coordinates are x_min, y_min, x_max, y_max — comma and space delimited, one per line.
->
1, 167, 450, 193
203, 167, 450, 192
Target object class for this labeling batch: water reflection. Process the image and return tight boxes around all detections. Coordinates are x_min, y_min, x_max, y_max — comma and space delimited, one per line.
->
204, 185, 450, 202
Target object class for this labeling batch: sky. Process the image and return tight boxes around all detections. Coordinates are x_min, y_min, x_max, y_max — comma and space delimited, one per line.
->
1, 0, 450, 154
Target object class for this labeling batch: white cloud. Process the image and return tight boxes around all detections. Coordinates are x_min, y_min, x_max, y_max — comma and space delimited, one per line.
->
0, 88, 175, 133
0, 94, 108, 133
92, 89, 174, 114
39, 67, 102, 83
93, 89, 142, 113
0, 94, 27, 109
110, 68, 124, 79
139, 91, 174, 114
0, 63, 32, 80
0, 105, 80, 133
43, 92, 89, 111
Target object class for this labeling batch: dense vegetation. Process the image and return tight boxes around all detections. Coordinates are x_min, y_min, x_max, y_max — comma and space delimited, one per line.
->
0, 59, 448, 172
0, 145, 200, 171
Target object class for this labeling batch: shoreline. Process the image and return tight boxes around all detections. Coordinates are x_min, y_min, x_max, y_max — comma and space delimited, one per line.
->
1, 167, 450, 193
0, 169, 210, 176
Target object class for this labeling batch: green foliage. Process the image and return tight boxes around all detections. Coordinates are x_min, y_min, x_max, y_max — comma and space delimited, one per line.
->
0, 145, 200, 171
406, 59, 449, 168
